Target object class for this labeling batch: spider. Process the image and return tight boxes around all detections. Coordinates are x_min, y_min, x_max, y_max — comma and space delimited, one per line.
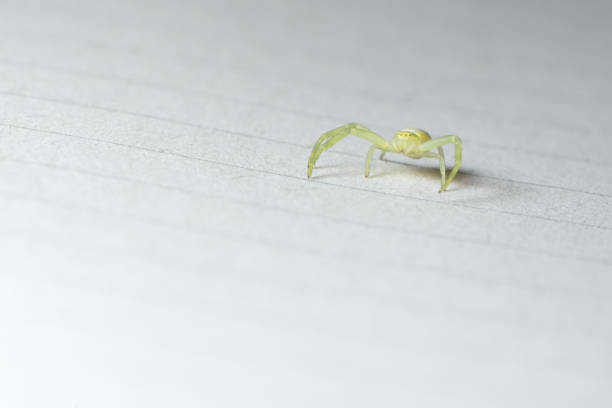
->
307, 123, 463, 192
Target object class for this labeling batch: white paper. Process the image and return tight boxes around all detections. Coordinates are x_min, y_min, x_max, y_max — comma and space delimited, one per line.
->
1, 0, 611, 406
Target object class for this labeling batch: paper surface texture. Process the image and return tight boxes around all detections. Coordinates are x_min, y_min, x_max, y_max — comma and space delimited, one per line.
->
1, 1, 611, 406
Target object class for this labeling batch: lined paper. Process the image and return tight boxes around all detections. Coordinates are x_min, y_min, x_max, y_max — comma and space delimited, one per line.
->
1, 0, 611, 406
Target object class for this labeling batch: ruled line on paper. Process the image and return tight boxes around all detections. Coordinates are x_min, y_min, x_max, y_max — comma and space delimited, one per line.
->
2, 118, 610, 199
2, 121, 611, 232
3, 88, 612, 199
0, 60, 609, 166
2, 154, 611, 268
2, 31, 610, 129
1, 184, 610, 301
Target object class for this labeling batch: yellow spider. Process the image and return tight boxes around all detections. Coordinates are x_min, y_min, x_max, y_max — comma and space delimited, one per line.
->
307, 123, 463, 192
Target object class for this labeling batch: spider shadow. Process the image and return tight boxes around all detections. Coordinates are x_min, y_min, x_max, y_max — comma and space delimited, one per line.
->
311, 157, 501, 201
312, 159, 464, 183
369, 157, 446, 181
373, 157, 503, 200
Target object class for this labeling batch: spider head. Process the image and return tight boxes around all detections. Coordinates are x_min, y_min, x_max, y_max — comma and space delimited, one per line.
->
392, 128, 431, 153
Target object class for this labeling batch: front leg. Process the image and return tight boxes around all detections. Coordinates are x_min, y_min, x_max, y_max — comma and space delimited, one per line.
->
416, 135, 462, 192
365, 145, 378, 177
422, 149, 446, 187
307, 123, 393, 178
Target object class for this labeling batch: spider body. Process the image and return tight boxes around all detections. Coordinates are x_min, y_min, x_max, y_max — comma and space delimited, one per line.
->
392, 128, 431, 157
307, 123, 462, 192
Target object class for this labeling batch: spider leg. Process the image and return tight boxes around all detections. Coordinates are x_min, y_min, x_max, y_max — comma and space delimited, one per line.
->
416, 135, 462, 192
307, 123, 394, 178
422, 149, 446, 187
437, 147, 446, 186
365, 145, 379, 177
